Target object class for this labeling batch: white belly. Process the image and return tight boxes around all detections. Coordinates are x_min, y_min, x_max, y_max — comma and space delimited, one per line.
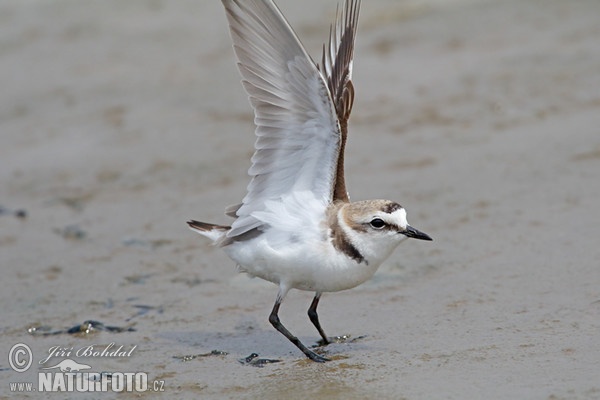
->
224, 235, 382, 293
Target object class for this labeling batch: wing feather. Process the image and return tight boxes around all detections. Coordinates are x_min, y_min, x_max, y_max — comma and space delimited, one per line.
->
320, 0, 360, 202
220, 0, 360, 240
222, 0, 343, 239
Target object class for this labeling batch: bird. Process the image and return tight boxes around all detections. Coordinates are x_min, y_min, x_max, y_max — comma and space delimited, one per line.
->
188, 0, 432, 362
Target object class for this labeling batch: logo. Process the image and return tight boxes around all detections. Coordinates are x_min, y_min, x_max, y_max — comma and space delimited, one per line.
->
8, 343, 33, 373
8, 342, 165, 393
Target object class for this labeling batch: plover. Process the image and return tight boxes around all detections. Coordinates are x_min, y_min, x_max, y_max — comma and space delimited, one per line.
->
188, 0, 432, 362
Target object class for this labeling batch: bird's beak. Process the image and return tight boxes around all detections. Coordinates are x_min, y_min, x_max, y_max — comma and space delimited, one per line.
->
403, 225, 432, 241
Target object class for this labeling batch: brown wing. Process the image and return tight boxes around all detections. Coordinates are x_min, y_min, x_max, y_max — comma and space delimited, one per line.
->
320, 0, 360, 203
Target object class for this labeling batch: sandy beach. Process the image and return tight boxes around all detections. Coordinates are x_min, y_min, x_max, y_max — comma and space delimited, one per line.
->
1, 0, 600, 398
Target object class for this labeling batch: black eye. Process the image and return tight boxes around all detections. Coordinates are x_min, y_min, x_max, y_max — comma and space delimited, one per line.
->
370, 218, 385, 229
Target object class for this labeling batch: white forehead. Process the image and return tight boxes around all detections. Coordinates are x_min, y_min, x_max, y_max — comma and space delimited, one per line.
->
385, 208, 408, 228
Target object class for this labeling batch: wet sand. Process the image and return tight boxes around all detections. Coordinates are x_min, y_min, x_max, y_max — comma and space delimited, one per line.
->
1, 0, 600, 398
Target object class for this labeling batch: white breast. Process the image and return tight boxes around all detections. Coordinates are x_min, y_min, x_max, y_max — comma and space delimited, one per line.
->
224, 226, 383, 293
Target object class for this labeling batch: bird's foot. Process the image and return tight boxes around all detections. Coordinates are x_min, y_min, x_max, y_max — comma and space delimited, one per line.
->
304, 349, 330, 363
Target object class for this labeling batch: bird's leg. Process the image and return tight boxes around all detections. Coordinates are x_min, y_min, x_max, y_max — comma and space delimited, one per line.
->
269, 290, 330, 362
308, 292, 330, 345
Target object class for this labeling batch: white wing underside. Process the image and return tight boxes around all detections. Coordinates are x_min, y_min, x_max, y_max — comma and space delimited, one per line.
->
222, 0, 342, 239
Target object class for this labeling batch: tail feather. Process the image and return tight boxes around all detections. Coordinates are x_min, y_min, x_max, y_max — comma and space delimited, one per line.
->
187, 220, 230, 243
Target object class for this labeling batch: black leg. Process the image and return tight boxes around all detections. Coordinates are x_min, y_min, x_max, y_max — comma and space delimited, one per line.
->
308, 292, 330, 345
269, 293, 330, 362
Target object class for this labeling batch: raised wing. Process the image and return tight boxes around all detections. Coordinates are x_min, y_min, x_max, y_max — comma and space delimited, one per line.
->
321, 0, 360, 202
221, 0, 360, 240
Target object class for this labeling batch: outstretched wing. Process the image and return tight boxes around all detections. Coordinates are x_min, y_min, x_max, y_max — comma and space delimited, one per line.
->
221, 0, 360, 239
